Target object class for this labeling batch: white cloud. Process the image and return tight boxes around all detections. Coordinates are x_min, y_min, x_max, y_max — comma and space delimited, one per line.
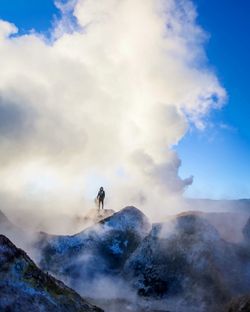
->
0, 0, 226, 225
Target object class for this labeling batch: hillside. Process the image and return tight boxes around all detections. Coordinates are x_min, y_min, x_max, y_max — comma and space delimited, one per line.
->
0, 235, 103, 312
2, 206, 250, 311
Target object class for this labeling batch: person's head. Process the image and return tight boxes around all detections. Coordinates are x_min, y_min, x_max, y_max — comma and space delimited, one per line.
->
100, 187, 103, 191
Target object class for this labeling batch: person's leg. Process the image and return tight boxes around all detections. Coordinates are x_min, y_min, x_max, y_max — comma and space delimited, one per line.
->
101, 199, 104, 209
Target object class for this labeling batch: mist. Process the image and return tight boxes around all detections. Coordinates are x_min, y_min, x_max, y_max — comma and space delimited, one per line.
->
0, 0, 227, 230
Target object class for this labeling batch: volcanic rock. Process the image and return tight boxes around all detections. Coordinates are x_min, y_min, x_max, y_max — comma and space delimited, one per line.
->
0, 234, 103, 312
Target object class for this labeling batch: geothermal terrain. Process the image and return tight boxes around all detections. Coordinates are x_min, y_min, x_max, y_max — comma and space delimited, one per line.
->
1, 203, 250, 312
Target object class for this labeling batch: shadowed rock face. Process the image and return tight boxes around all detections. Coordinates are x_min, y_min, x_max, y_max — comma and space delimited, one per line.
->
123, 214, 250, 311
37, 209, 250, 311
3, 207, 250, 312
100, 206, 151, 238
39, 206, 151, 290
227, 295, 250, 312
0, 235, 103, 312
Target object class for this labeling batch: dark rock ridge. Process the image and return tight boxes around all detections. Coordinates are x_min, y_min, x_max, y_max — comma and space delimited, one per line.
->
39, 206, 151, 290
123, 213, 250, 311
38, 207, 250, 311
3, 207, 250, 312
0, 234, 103, 312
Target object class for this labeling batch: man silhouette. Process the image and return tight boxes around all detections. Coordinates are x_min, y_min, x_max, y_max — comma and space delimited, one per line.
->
97, 187, 105, 210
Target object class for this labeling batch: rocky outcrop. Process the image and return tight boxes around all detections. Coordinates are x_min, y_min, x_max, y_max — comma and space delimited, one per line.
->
100, 206, 151, 238
123, 213, 250, 311
38, 209, 250, 311
0, 234, 103, 312
78, 208, 115, 226
39, 206, 151, 291
4, 206, 250, 312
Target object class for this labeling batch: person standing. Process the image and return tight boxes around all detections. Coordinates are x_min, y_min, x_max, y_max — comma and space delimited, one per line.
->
97, 187, 105, 210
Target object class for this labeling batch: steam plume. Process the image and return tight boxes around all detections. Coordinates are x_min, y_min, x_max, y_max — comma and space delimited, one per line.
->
0, 0, 226, 226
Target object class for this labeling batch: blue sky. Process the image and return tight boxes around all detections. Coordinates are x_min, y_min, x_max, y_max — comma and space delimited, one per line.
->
178, 0, 250, 199
0, 0, 59, 34
0, 0, 249, 199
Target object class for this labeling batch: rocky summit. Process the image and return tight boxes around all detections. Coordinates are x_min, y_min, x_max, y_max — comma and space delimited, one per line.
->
38, 206, 151, 289
2, 207, 250, 312
0, 235, 103, 312
37, 209, 250, 312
